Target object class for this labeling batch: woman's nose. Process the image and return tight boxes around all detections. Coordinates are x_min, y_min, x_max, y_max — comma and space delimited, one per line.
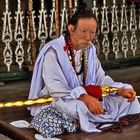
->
85, 33, 92, 41
84, 32, 93, 41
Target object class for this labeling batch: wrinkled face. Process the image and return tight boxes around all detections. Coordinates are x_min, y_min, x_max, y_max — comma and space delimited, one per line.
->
68, 18, 97, 50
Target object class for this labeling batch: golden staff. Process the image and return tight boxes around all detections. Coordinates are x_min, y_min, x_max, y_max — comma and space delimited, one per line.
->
0, 85, 119, 108
0, 97, 55, 108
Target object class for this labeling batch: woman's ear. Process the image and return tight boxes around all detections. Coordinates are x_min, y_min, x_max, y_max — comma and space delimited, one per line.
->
68, 24, 75, 34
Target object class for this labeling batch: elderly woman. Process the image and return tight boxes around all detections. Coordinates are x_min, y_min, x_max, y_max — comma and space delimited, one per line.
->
28, 3, 140, 138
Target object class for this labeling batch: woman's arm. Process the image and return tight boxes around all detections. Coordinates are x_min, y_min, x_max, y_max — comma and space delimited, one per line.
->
94, 55, 136, 101
95, 55, 132, 89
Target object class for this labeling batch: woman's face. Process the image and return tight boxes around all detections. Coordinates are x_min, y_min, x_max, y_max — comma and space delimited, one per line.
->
68, 18, 97, 50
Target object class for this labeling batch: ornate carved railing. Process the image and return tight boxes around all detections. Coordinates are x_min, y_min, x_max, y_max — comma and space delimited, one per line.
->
0, 0, 140, 81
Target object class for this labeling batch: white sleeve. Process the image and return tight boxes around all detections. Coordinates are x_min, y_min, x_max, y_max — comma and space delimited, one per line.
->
42, 48, 86, 99
95, 56, 132, 95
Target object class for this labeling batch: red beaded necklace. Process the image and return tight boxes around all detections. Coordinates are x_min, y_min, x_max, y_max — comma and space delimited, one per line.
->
64, 34, 87, 85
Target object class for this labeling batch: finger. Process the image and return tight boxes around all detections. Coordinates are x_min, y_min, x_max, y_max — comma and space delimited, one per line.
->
100, 106, 105, 114
128, 96, 136, 102
88, 105, 98, 115
91, 108, 99, 115
128, 89, 136, 96
127, 90, 136, 100
97, 106, 105, 115
90, 105, 102, 115
127, 95, 135, 102
124, 92, 132, 99
131, 90, 136, 98
95, 108, 101, 115
100, 109, 105, 115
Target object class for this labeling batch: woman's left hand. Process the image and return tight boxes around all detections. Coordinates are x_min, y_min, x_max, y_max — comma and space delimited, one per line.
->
116, 88, 136, 102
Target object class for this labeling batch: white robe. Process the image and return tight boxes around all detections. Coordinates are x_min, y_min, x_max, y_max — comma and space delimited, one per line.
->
28, 35, 140, 132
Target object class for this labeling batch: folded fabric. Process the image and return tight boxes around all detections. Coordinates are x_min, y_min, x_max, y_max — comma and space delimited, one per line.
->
10, 120, 30, 128
83, 85, 102, 98
30, 106, 78, 138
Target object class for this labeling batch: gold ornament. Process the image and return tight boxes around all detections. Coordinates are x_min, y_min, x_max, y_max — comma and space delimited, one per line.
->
0, 97, 55, 108
101, 85, 119, 97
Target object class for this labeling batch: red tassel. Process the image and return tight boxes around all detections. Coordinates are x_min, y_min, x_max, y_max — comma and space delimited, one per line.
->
64, 44, 69, 51
83, 85, 102, 98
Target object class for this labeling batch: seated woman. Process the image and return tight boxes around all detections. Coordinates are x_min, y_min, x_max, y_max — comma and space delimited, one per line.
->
28, 3, 140, 138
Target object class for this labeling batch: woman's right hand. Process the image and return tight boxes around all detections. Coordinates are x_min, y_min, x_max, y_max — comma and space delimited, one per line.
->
78, 94, 105, 115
